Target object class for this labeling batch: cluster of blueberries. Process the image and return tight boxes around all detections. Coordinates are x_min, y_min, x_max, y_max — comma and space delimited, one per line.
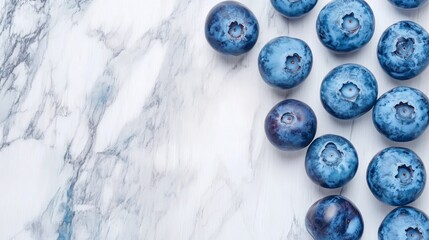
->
205, 0, 429, 239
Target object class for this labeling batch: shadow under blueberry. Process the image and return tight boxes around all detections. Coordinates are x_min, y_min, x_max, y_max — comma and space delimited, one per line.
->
272, 145, 308, 160
270, 87, 293, 99
213, 52, 248, 66
278, 13, 313, 25
326, 45, 368, 61
316, 185, 345, 197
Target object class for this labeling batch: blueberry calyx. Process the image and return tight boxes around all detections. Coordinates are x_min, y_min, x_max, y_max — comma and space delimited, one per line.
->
285, 53, 302, 72
394, 37, 415, 59
339, 82, 361, 102
341, 12, 361, 35
321, 142, 344, 166
228, 21, 245, 39
281, 112, 296, 125
405, 227, 423, 239
395, 164, 414, 185
395, 102, 416, 122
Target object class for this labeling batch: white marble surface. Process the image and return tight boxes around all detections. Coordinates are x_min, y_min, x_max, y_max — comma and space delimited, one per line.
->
0, 0, 429, 239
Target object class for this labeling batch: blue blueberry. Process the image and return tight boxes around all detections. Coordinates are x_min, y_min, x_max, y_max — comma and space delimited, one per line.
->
367, 147, 426, 206
305, 134, 358, 189
388, 0, 428, 9
379, 207, 429, 240
316, 0, 375, 53
378, 21, 429, 80
306, 195, 364, 240
320, 64, 378, 120
271, 0, 318, 18
258, 37, 313, 89
205, 1, 259, 56
372, 86, 429, 142
265, 99, 317, 151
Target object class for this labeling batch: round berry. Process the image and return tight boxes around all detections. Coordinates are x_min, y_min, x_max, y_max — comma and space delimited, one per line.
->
265, 99, 317, 151
305, 134, 358, 188
271, 0, 318, 18
205, 1, 259, 56
316, 0, 375, 53
320, 64, 378, 120
388, 0, 428, 9
378, 21, 429, 80
367, 147, 426, 206
258, 37, 313, 89
372, 86, 429, 142
379, 207, 429, 240
306, 195, 364, 240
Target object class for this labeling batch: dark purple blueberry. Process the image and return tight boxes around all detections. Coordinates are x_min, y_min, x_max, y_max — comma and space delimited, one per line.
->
306, 195, 364, 240
265, 99, 317, 151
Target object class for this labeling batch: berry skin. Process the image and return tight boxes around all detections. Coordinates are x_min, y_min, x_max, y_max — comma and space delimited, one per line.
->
320, 64, 378, 120
271, 0, 318, 18
205, 1, 259, 56
305, 134, 358, 189
258, 37, 313, 89
388, 0, 428, 9
372, 86, 429, 142
367, 147, 426, 206
306, 195, 364, 240
316, 0, 375, 53
378, 21, 429, 80
379, 207, 429, 240
265, 99, 317, 151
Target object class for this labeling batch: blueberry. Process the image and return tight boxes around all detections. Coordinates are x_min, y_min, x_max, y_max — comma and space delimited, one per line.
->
205, 1, 259, 56
258, 37, 313, 89
305, 134, 358, 188
388, 0, 428, 9
372, 86, 429, 142
377, 21, 429, 80
265, 99, 317, 151
316, 0, 375, 53
320, 64, 378, 119
306, 195, 364, 240
379, 207, 429, 239
367, 147, 426, 206
271, 0, 318, 18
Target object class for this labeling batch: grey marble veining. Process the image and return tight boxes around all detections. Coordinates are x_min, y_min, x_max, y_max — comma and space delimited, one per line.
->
0, 0, 429, 239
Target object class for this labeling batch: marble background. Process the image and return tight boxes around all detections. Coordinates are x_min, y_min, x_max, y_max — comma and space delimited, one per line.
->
0, 0, 429, 239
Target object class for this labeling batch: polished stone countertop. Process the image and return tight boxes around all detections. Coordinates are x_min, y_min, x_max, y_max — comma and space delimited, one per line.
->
0, 0, 429, 239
